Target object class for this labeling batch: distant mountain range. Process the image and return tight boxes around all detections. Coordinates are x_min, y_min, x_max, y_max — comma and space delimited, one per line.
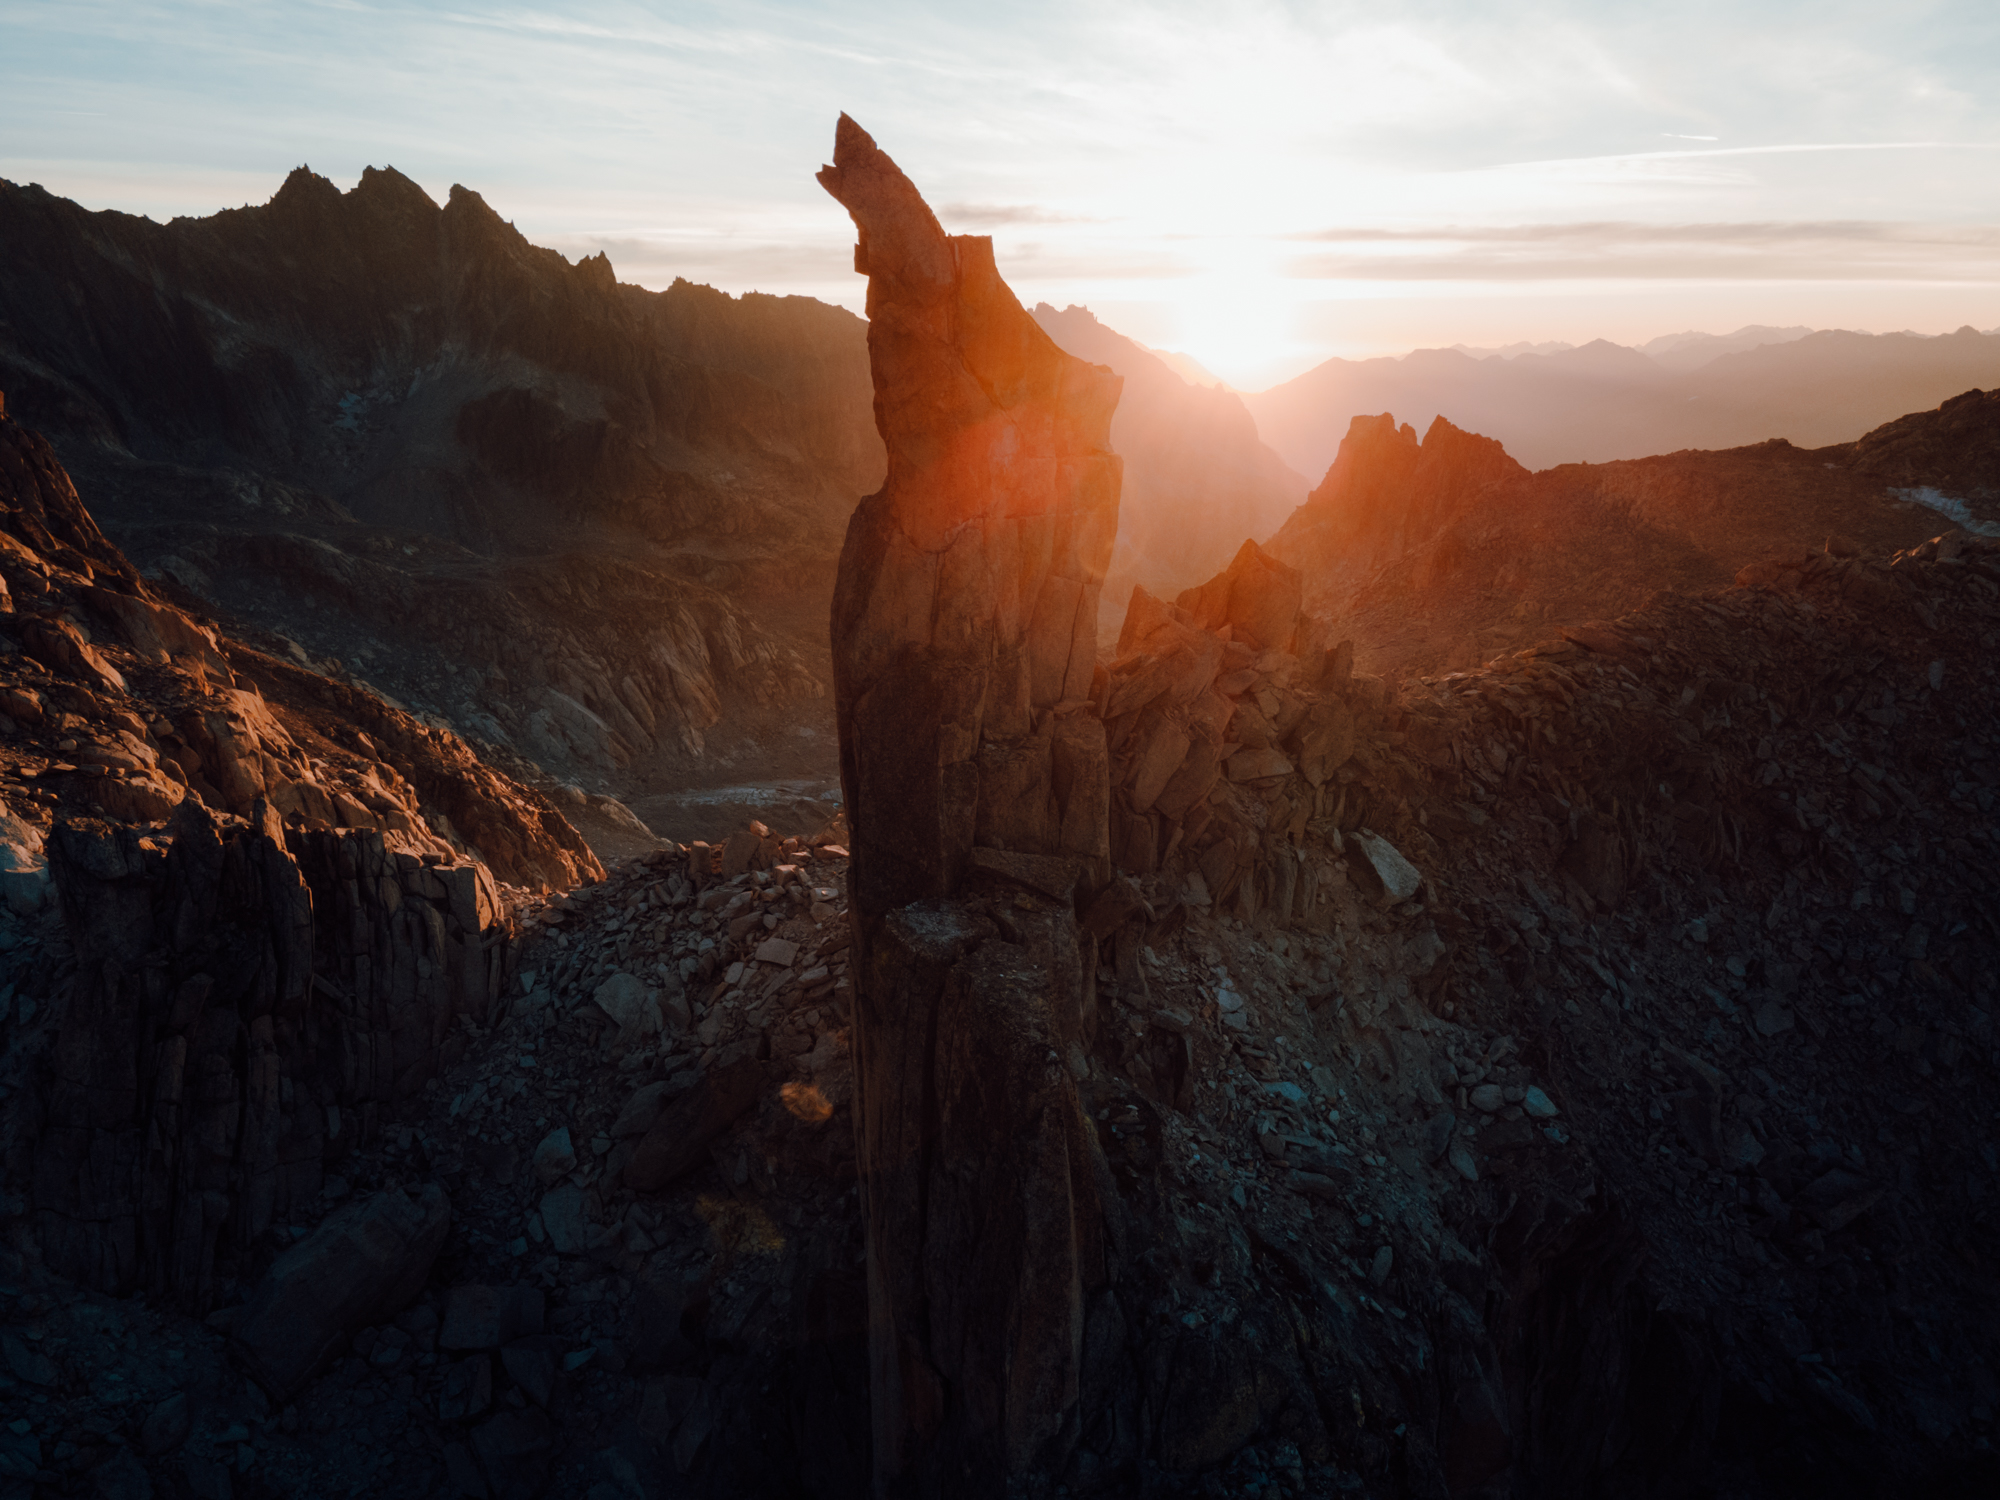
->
0, 165, 880, 793
1245, 325, 2000, 477
1446, 324, 1815, 367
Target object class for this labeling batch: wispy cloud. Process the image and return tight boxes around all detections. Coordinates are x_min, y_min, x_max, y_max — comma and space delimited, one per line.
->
935, 203, 1101, 228
1282, 219, 2000, 281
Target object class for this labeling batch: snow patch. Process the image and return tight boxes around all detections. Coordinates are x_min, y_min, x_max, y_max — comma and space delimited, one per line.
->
1890, 486, 2000, 538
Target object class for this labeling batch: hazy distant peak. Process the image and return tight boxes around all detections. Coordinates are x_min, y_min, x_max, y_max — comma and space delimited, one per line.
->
1444, 339, 1577, 360
1436, 325, 1819, 372
1639, 323, 1814, 370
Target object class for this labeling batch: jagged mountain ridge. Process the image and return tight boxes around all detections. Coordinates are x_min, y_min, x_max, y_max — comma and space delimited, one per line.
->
1247, 326, 2000, 478
0, 396, 606, 1312
1265, 393, 1998, 677
0, 165, 885, 792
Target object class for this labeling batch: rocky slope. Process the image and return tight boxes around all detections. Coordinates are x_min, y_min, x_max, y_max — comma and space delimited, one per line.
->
0, 166, 883, 798
4, 374, 1998, 1500
8, 512, 1993, 1498
0, 392, 605, 1321
1265, 399, 1986, 677
1030, 303, 1305, 611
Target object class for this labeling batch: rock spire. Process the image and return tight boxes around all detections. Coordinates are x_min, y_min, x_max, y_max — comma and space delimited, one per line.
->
818, 113, 1121, 930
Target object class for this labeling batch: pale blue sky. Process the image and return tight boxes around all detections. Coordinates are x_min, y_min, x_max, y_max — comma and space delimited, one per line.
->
5, 1, 1999, 385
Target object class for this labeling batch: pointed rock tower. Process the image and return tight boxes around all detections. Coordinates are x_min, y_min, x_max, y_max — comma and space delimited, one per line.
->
818, 114, 1121, 930
817, 115, 1124, 1494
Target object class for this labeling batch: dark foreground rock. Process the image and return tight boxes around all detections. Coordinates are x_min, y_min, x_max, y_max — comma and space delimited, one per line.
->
225, 1183, 451, 1401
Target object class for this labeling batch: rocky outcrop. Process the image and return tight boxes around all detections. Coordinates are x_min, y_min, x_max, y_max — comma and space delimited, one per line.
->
816, 117, 1455, 1498
1838, 384, 2000, 524
0, 399, 599, 1308
0, 402, 597, 889
816, 114, 1127, 1492
1263, 402, 1971, 678
1266, 412, 1527, 617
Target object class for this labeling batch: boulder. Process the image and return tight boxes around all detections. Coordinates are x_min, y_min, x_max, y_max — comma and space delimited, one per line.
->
227, 1183, 451, 1401
1129, 720, 1192, 811
0, 807, 48, 914
531, 1127, 576, 1186
1175, 540, 1303, 654
538, 1184, 591, 1254
1289, 699, 1356, 785
1350, 832, 1422, 904
623, 1042, 767, 1191
441, 1285, 546, 1351
967, 846, 1082, 901
1225, 746, 1293, 782
592, 972, 658, 1048
1152, 732, 1224, 820
611, 1080, 678, 1140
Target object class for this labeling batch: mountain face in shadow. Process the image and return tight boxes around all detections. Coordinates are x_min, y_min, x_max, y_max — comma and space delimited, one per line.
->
0, 166, 884, 797
1247, 327, 2000, 478
1267, 392, 1998, 678
1030, 303, 1305, 611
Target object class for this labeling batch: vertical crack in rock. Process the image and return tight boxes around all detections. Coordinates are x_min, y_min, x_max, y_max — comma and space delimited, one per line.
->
817, 115, 1121, 1494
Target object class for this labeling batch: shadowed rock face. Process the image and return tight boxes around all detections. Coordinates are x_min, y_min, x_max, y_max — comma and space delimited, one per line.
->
1, 399, 598, 1309
818, 114, 1122, 930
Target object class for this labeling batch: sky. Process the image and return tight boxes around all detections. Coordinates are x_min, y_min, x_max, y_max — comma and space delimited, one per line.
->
5, 0, 2000, 389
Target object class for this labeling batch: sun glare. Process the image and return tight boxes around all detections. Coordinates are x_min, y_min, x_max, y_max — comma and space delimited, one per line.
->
1167, 274, 1305, 391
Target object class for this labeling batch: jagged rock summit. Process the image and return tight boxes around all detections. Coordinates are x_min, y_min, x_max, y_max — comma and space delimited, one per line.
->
817, 114, 1121, 925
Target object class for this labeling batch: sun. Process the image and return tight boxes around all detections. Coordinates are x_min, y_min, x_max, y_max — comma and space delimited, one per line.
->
1161, 257, 1320, 392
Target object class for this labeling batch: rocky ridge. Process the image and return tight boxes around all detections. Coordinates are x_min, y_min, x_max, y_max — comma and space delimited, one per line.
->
1265, 402, 1982, 679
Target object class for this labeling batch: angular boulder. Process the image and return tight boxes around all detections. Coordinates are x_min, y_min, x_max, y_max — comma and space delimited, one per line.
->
1175, 540, 1303, 654
623, 1042, 767, 1191
227, 1183, 451, 1401
1351, 832, 1422, 904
